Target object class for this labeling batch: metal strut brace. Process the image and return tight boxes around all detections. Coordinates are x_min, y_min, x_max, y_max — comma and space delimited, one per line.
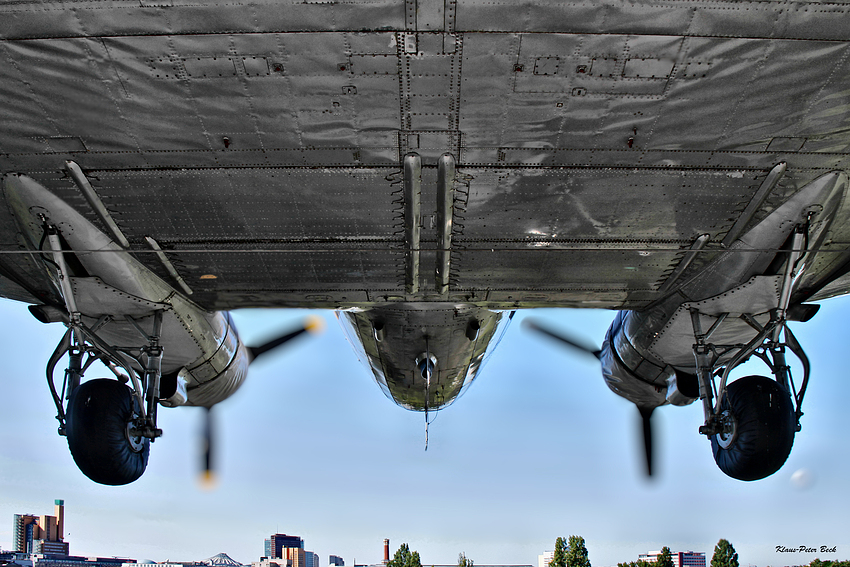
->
768, 226, 808, 394
44, 223, 83, 343
124, 312, 166, 438
42, 221, 163, 439
43, 222, 89, 408
689, 308, 716, 433
46, 329, 73, 433
77, 322, 148, 422
691, 225, 810, 436
783, 326, 810, 429
142, 311, 164, 438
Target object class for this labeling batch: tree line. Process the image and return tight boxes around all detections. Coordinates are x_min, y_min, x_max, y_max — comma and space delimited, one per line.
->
616, 539, 738, 567
384, 538, 844, 567
386, 544, 474, 567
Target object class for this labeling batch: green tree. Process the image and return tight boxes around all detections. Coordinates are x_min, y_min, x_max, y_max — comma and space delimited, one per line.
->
550, 537, 568, 567
565, 536, 591, 567
656, 548, 674, 567
810, 561, 850, 567
710, 539, 739, 567
388, 544, 422, 567
458, 553, 473, 567
387, 543, 410, 567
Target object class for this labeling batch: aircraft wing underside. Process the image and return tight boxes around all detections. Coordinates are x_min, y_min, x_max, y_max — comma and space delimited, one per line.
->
4, 0, 850, 311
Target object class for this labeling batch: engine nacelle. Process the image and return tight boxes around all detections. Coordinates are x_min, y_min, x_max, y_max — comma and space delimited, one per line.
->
598, 310, 673, 409
161, 311, 251, 408
4, 173, 250, 409
597, 169, 847, 415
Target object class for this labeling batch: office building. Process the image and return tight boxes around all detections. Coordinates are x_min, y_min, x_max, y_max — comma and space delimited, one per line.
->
538, 552, 554, 567
674, 552, 706, 567
329, 557, 343, 566
638, 551, 706, 567
12, 500, 69, 555
267, 535, 304, 561
261, 534, 305, 567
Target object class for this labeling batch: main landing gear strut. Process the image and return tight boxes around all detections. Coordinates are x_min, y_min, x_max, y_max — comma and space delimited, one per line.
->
42, 221, 166, 485
690, 226, 810, 481
46, 311, 167, 485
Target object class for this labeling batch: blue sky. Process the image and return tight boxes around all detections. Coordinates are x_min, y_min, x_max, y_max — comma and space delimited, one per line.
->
1, 297, 849, 567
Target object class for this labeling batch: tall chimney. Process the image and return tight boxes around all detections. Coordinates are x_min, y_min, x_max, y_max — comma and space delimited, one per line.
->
54, 500, 64, 541
383, 540, 389, 564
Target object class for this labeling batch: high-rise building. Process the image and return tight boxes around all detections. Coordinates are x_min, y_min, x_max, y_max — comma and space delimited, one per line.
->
12, 500, 69, 555
268, 535, 304, 560
305, 552, 319, 567
13, 514, 36, 552
264, 534, 305, 567
287, 548, 306, 567
329, 556, 344, 566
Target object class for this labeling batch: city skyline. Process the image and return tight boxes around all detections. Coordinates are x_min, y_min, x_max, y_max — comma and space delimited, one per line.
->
1, 300, 849, 567
12, 500, 68, 556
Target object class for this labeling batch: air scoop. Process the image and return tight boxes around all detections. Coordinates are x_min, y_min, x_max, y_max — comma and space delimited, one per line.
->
339, 303, 513, 412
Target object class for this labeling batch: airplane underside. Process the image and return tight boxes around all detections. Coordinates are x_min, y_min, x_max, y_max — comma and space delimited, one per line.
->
3, 0, 850, 483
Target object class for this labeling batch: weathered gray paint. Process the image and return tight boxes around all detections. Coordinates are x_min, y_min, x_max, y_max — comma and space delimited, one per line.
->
3, 0, 850, 311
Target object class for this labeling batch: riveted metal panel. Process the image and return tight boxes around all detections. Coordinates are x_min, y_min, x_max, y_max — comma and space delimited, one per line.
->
3, 0, 850, 311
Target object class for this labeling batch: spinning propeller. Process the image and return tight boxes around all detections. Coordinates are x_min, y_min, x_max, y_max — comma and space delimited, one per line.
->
522, 318, 657, 477
199, 315, 325, 487
247, 315, 325, 361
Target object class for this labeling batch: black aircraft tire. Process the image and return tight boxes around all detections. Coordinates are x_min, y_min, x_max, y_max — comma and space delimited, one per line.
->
711, 375, 796, 481
66, 379, 150, 485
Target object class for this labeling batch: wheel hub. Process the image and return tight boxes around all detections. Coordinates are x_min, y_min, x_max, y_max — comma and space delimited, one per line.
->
715, 409, 738, 449
125, 420, 145, 453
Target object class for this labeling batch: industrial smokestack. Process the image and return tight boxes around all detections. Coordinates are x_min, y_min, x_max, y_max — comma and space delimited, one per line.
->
383, 539, 389, 564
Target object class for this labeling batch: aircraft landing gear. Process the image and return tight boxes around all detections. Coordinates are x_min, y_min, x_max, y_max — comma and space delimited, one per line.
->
709, 375, 796, 481
40, 220, 165, 484
65, 379, 150, 485
46, 316, 165, 485
689, 225, 810, 481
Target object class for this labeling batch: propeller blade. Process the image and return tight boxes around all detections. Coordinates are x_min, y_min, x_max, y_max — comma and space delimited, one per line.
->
638, 406, 655, 477
523, 318, 658, 478
200, 316, 324, 485
200, 406, 216, 489
522, 318, 602, 360
248, 315, 325, 362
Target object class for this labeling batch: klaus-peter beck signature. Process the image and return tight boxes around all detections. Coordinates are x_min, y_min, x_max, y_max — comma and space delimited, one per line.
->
776, 546, 837, 553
